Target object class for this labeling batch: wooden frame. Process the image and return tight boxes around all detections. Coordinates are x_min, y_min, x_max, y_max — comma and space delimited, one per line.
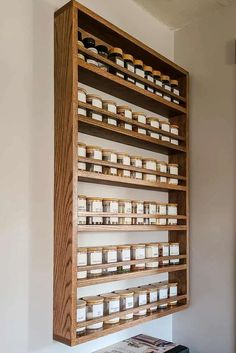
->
54, 0, 189, 346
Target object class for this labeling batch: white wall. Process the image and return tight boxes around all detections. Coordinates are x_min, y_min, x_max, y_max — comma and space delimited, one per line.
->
0, 1, 174, 353
173, 5, 236, 353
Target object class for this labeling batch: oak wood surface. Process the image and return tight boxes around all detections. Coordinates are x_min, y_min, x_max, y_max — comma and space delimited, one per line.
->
78, 224, 187, 232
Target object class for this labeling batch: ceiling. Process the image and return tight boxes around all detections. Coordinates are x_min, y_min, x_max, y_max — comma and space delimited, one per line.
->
133, 0, 236, 30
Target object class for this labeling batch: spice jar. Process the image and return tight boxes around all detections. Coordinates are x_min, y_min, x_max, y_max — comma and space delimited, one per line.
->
134, 60, 145, 89
124, 54, 135, 84
168, 163, 178, 185
158, 284, 168, 308
86, 94, 103, 121
77, 247, 87, 279
144, 65, 154, 93
117, 245, 131, 272
76, 299, 86, 335
132, 111, 146, 135
87, 197, 103, 225
83, 296, 104, 330
145, 242, 159, 268
115, 290, 134, 320
103, 246, 117, 274
78, 195, 87, 225
141, 285, 158, 312
77, 143, 86, 171
117, 105, 132, 119
102, 100, 117, 126
170, 124, 179, 145
82, 37, 98, 66
142, 158, 157, 183
160, 121, 170, 142
118, 199, 132, 225
157, 161, 167, 183
156, 203, 167, 225
170, 80, 180, 104
153, 70, 163, 97
130, 156, 142, 180
169, 243, 180, 265
117, 152, 131, 178
169, 282, 178, 305
86, 145, 102, 173
108, 47, 124, 78
161, 75, 171, 102
78, 87, 87, 103
102, 149, 117, 176
146, 117, 160, 140
168, 203, 178, 225
131, 244, 145, 270
159, 243, 169, 266
87, 247, 103, 277
144, 201, 157, 225
101, 293, 120, 324
103, 199, 119, 225
96, 45, 108, 71
132, 200, 144, 225
131, 287, 147, 316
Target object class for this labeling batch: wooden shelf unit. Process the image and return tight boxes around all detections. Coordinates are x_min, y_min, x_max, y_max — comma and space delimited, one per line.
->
54, 0, 189, 346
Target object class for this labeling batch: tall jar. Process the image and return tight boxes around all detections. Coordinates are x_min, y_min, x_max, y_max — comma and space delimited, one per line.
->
161, 75, 171, 102
102, 100, 117, 126
86, 94, 103, 121
170, 80, 180, 104
124, 54, 135, 83
117, 152, 131, 178
169, 282, 178, 305
169, 243, 180, 265
132, 200, 144, 224
131, 244, 145, 270
77, 247, 87, 279
86, 146, 102, 174
117, 245, 131, 272
143, 158, 157, 183
144, 201, 157, 225
170, 124, 179, 145
87, 247, 103, 278
160, 121, 170, 142
158, 284, 169, 308
157, 161, 167, 183
144, 65, 154, 93
132, 112, 146, 135
87, 197, 103, 225
83, 296, 104, 330
131, 287, 147, 316
141, 285, 158, 312
82, 37, 98, 66
115, 290, 134, 320
168, 203, 178, 225
102, 246, 117, 275
159, 243, 169, 266
168, 163, 178, 185
130, 156, 143, 180
77, 195, 87, 225
134, 59, 145, 89
145, 242, 159, 268
153, 70, 163, 97
76, 299, 86, 335
102, 149, 117, 176
108, 47, 124, 79
156, 202, 167, 225
101, 293, 120, 324
103, 198, 119, 225
118, 199, 132, 225
146, 117, 160, 140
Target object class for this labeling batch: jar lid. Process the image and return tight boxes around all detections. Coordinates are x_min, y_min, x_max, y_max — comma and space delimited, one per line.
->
129, 287, 147, 294
102, 198, 119, 202
130, 155, 143, 160
159, 120, 170, 125
78, 194, 87, 198
82, 37, 95, 48
131, 200, 144, 204
143, 65, 153, 73
134, 59, 143, 67
109, 47, 123, 55
102, 149, 117, 154
117, 152, 130, 157
169, 282, 178, 286
161, 75, 170, 82
115, 290, 134, 297
142, 157, 157, 162
117, 245, 131, 249
87, 247, 103, 251
96, 45, 108, 53
86, 94, 102, 101
123, 53, 134, 62
77, 299, 86, 307
170, 79, 179, 86
77, 247, 87, 252
146, 117, 160, 122
168, 203, 178, 206
143, 201, 157, 204
170, 124, 179, 129
169, 242, 179, 246
83, 296, 104, 304
101, 293, 120, 300
118, 199, 132, 202
78, 142, 86, 147
140, 285, 157, 293
157, 202, 168, 205
78, 87, 87, 94
103, 245, 117, 251
86, 196, 103, 201
158, 242, 169, 245
132, 112, 146, 117
153, 70, 161, 76
117, 105, 132, 111
131, 243, 145, 248
86, 145, 102, 150
145, 242, 159, 246
156, 161, 167, 165
102, 99, 117, 106
168, 163, 178, 167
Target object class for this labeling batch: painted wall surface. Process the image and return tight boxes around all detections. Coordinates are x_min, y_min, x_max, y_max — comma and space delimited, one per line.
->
0, 1, 174, 353
173, 5, 236, 353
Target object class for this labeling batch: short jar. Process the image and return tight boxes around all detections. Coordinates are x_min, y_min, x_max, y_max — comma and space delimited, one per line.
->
86, 145, 102, 174
168, 163, 178, 185
169, 282, 178, 305
76, 299, 86, 335
102, 100, 117, 126
144, 201, 157, 225
131, 244, 145, 270
168, 203, 178, 225
131, 287, 147, 316
102, 246, 117, 275
134, 59, 145, 89
124, 54, 135, 84
153, 70, 163, 96
130, 155, 142, 180
160, 121, 170, 142
144, 65, 154, 93
141, 285, 158, 312
158, 284, 169, 308
159, 243, 169, 266
118, 199, 132, 225
115, 290, 134, 320
117, 245, 131, 272
102, 149, 117, 176
161, 75, 171, 102
143, 158, 157, 183
101, 293, 120, 324
169, 243, 180, 265
145, 242, 159, 268
83, 296, 104, 330
108, 47, 124, 78
78, 86, 87, 103
170, 80, 180, 105
87, 247, 103, 277
77, 247, 87, 279
117, 152, 131, 178
117, 105, 132, 119
146, 117, 160, 139
78, 143, 86, 171
170, 124, 179, 145
132, 111, 146, 135
157, 161, 167, 183
87, 197, 103, 225
87, 94, 103, 121
132, 200, 144, 224
78, 195, 87, 225
103, 198, 119, 225
96, 45, 108, 71
82, 37, 98, 66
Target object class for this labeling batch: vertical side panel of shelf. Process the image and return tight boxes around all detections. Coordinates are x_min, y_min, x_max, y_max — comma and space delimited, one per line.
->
54, 2, 78, 346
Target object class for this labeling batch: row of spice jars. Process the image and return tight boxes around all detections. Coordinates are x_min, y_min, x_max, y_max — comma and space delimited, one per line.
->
78, 143, 179, 184
77, 281, 179, 334
78, 34, 181, 105
78, 87, 180, 145
78, 196, 178, 225
77, 242, 180, 279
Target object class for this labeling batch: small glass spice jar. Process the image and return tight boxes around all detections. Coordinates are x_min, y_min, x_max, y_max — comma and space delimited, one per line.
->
130, 155, 142, 180
156, 203, 167, 225
123, 54, 135, 83
117, 152, 131, 178
144, 65, 154, 93
170, 80, 180, 104
131, 287, 147, 316
115, 290, 134, 320
102, 246, 117, 275
159, 243, 169, 266
134, 59, 145, 89
108, 47, 124, 78
102, 100, 117, 126
87, 197, 103, 225
170, 124, 179, 145
86, 94, 103, 121
76, 299, 86, 335
118, 199, 132, 225
86, 145, 102, 174
117, 105, 132, 119
132, 111, 146, 135
103, 198, 119, 225
78, 86, 87, 103
83, 296, 104, 330
77, 143, 86, 171
157, 161, 167, 183
78, 195, 87, 225
158, 284, 169, 308
145, 242, 159, 268
141, 285, 158, 312
102, 149, 117, 176
153, 70, 163, 96
168, 163, 178, 185
101, 293, 120, 324
169, 282, 178, 305
169, 243, 180, 265
146, 117, 160, 139
117, 245, 131, 272
168, 203, 178, 225
159, 121, 170, 142
82, 37, 98, 66
131, 244, 145, 270
142, 158, 157, 183
77, 247, 87, 279
144, 201, 157, 225
87, 247, 103, 277
161, 75, 171, 101
132, 200, 144, 225
96, 45, 108, 71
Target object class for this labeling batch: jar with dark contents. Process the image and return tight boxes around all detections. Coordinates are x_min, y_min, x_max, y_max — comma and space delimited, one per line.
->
108, 47, 124, 79
170, 79, 180, 104
153, 70, 163, 97
123, 54, 135, 84
82, 37, 98, 66
134, 60, 145, 89
96, 45, 108, 71
144, 65, 154, 93
161, 75, 171, 101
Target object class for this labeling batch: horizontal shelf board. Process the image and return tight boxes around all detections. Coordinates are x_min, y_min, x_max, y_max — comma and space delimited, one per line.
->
77, 264, 187, 287
77, 255, 187, 271
78, 47, 186, 103
77, 224, 187, 232
78, 156, 186, 181
75, 303, 188, 344
76, 294, 187, 329
78, 59, 186, 118
78, 102, 186, 141
78, 212, 187, 219
78, 116, 186, 155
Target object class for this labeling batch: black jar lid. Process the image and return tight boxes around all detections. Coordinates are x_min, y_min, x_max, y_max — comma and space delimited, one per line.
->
96, 45, 108, 55
83, 37, 96, 48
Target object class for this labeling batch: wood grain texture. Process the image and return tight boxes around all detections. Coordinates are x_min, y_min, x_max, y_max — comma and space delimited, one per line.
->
77, 224, 187, 232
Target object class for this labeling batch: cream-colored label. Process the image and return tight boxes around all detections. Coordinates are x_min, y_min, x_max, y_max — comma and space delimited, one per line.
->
77, 307, 86, 322
92, 112, 102, 121
124, 202, 132, 213
110, 201, 118, 213
136, 203, 144, 214
159, 288, 168, 300
78, 91, 86, 102
135, 68, 145, 77
164, 84, 171, 91
108, 300, 120, 314
133, 172, 142, 179
124, 217, 132, 224
92, 150, 102, 159
164, 95, 171, 102
169, 178, 178, 185
161, 123, 170, 132
170, 286, 178, 297
78, 107, 86, 116
150, 120, 159, 128
149, 204, 156, 214
107, 104, 116, 113
77, 252, 87, 266
170, 244, 179, 256
173, 99, 180, 105
109, 153, 117, 163
161, 245, 169, 257
137, 115, 146, 124
90, 251, 102, 264
107, 118, 117, 126
147, 74, 154, 82
159, 205, 166, 215
138, 128, 146, 135
168, 218, 177, 225
160, 176, 167, 183
92, 98, 102, 108
171, 127, 178, 135
78, 162, 86, 170
159, 164, 167, 173
171, 138, 178, 145
107, 250, 117, 263
145, 161, 156, 170
173, 88, 180, 96
168, 205, 177, 215
122, 156, 130, 165
124, 296, 133, 309
132, 159, 142, 168
124, 123, 132, 130
87, 58, 98, 66
139, 294, 147, 306
116, 58, 124, 67
161, 136, 170, 142
77, 146, 86, 157
169, 166, 178, 175
77, 199, 86, 212
155, 90, 162, 96
91, 200, 103, 212
146, 245, 158, 258
124, 110, 132, 119
150, 291, 158, 302
158, 218, 167, 225
119, 249, 130, 261
77, 270, 87, 279
123, 170, 131, 177
133, 247, 145, 259
148, 87, 154, 92
87, 303, 103, 330
155, 79, 162, 87
150, 132, 159, 139
146, 174, 156, 182
136, 81, 145, 89
127, 63, 134, 72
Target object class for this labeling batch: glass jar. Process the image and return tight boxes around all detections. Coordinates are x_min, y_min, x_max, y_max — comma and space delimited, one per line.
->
87, 247, 103, 277
82, 37, 98, 66
142, 158, 157, 183
131, 244, 145, 270
130, 156, 142, 180
146, 117, 160, 140
102, 246, 117, 275
170, 80, 180, 104
159, 243, 169, 266
144, 65, 154, 93
87, 197, 103, 225
78, 195, 87, 225
117, 245, 131, 272
132, 200, 144, 225
118, 120, 132, 131
157, 161, 167, 183
141, 285, 158, 312
123, 54, 135, 84
169, 243, 180, 265
156, 203, 167, 225
102, 100, 117, 126
132, 111, 146, 135
160, 121, 170, 142
117, 152, 131, 178
158, 284, 168, 308
134, 59, 145, 89
144, 201, 157, 225
118, 199, 132, 225
78, 86, 87, 103
86, 146, 102, 174
169, 282, 178, 305
102, 149, 117, 176
153, 70, 163, 97
170, 124, 179, 145
117, 105, 132, 119
86, 94, 103, 121
103, 198, 119, 225
133, 125, 146, 135
161, 75, 171, 101
168, 203, 178, 225
131, 287, 147, 316
115, 290, 134, 320
101, 293, 120, 324
168, 163, 178, 185
145, 242, 159, 268
77, 247, 87, 279
108, 47, 124, 78
76, 299, 86, 335
96, 45, 108, 71
83, 296, 104, 330
77, 143, 86, 171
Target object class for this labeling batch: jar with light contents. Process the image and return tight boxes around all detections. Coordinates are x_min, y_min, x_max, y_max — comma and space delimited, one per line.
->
156, 202, 167, 225
170, 80, 180, 104
86, 146, 102, 174
77, 143, 86, 171
168, 163, 178, 185
102, 149, 117, 176
130, 156, 143, 180
86, 197, 103, 225
86, 94, 103, 121
170, 124, 179, 145
132, 200, 144, 224
76, 299, 86, 335
144, 201, 157, 225
161, 75, 171, 101
134, 59, 145, 89
168, 203, 178, 225
101, 293, 120, 324
102, 246, 117, 275
77, 247, 87, 279
144, 65, 154, 93
117, 152, 131, 178
145, 242, 159, 268
108, 47, 124, 78
103, 198, 119, 225
131, 244, 145, 270
131, 287, 147, 316
158, 284, 169, 308
142, 158, 157, 183
159, 243, 169, 266
83, 296, 104, 330
115, 290, 134, 320
160, 121, 170, 142
169, 243, 180, 265
102, 100, 117, 126
77, 195, 87, 225
124, 54, 135, 83
157, 161, 167, 183
118, 199, 132, 225
87, 247, 103, 277
117, 245, 131, 272
141, 285, 158, 312
169, 282, 178, 305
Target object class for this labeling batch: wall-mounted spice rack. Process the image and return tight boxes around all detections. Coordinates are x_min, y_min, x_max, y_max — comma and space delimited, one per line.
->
54, 0, 189, 346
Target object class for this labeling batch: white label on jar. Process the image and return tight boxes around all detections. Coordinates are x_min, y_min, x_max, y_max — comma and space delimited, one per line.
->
132, 159, 142, 168
78, 199, 86, 212
138, 128, 146, 135
134, 247, 145, 259
168, 218, 177, 225
159, 288, 168, 300
159, 205, 166, 215
110, 153, 117, 163
169, 286, 178, 297
117, 72, 124, 78
87, 58, 98, 66
150, 120, 159, 128
107, 250, 117, 263
107, 118, 117, 126
92, 165, 102, 173
164, 84, 171, 91
90, 252, 102, 264
116, 58, 124, 67
77, 270, 87, 279
136, 81, 145, 89
161, 246, 169, 257
145, 161, 156, 170
124, 110, 132, 119
169, 178, 178, 185
124, 202, 132, 213
173, 99, 180, 105
146, 246, 158, 258
135, 68, 145, 78
78, 107, 86, 116
110, 167, 117, 175
92, 112, 102, 121
161, 136, 170, 142
109, 300, 120, 313
147, 75, 154, 82
92, 200, 103, 212
159, 176, 166, 183
161, 123, 170, 132
123, 170, 131, 177
169, 166, 178, 175
77, 252, 87, 266
155, 79, 162, 87
127, 63, 134, 72
78, 91, 86, 103
78, 162, 86, 170
122, 156, 130, 165
164, 95, 171, 102
133, 172, 142, 179
121, 249, 130, 261
110, 201, 118, 213
146, 174, 156, 182
107, 104, 117, 113
173, 88, 180, 96
171, 138, 178, 145
137, 115, 146, 124
150, 132, 159, 139
92, 150, 102, 159
139, 294, 147, 306
155, 90, 162, 96
124, 123, 132, 130
87, 304, 103, 330
147, 87, 154, 93
149, 204, 156, 214
125, 296, 133, 309
158, 218, 167, 225
150, 291, 158, 303
168, 206, 177, 216
171, 127, 178, 135
136, 203, 144, 214
92, 98, 102, 108
77, 307, 86, 322
170, 245, 179, 256
78, 146, 86, 157
159, 164, 167, 173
